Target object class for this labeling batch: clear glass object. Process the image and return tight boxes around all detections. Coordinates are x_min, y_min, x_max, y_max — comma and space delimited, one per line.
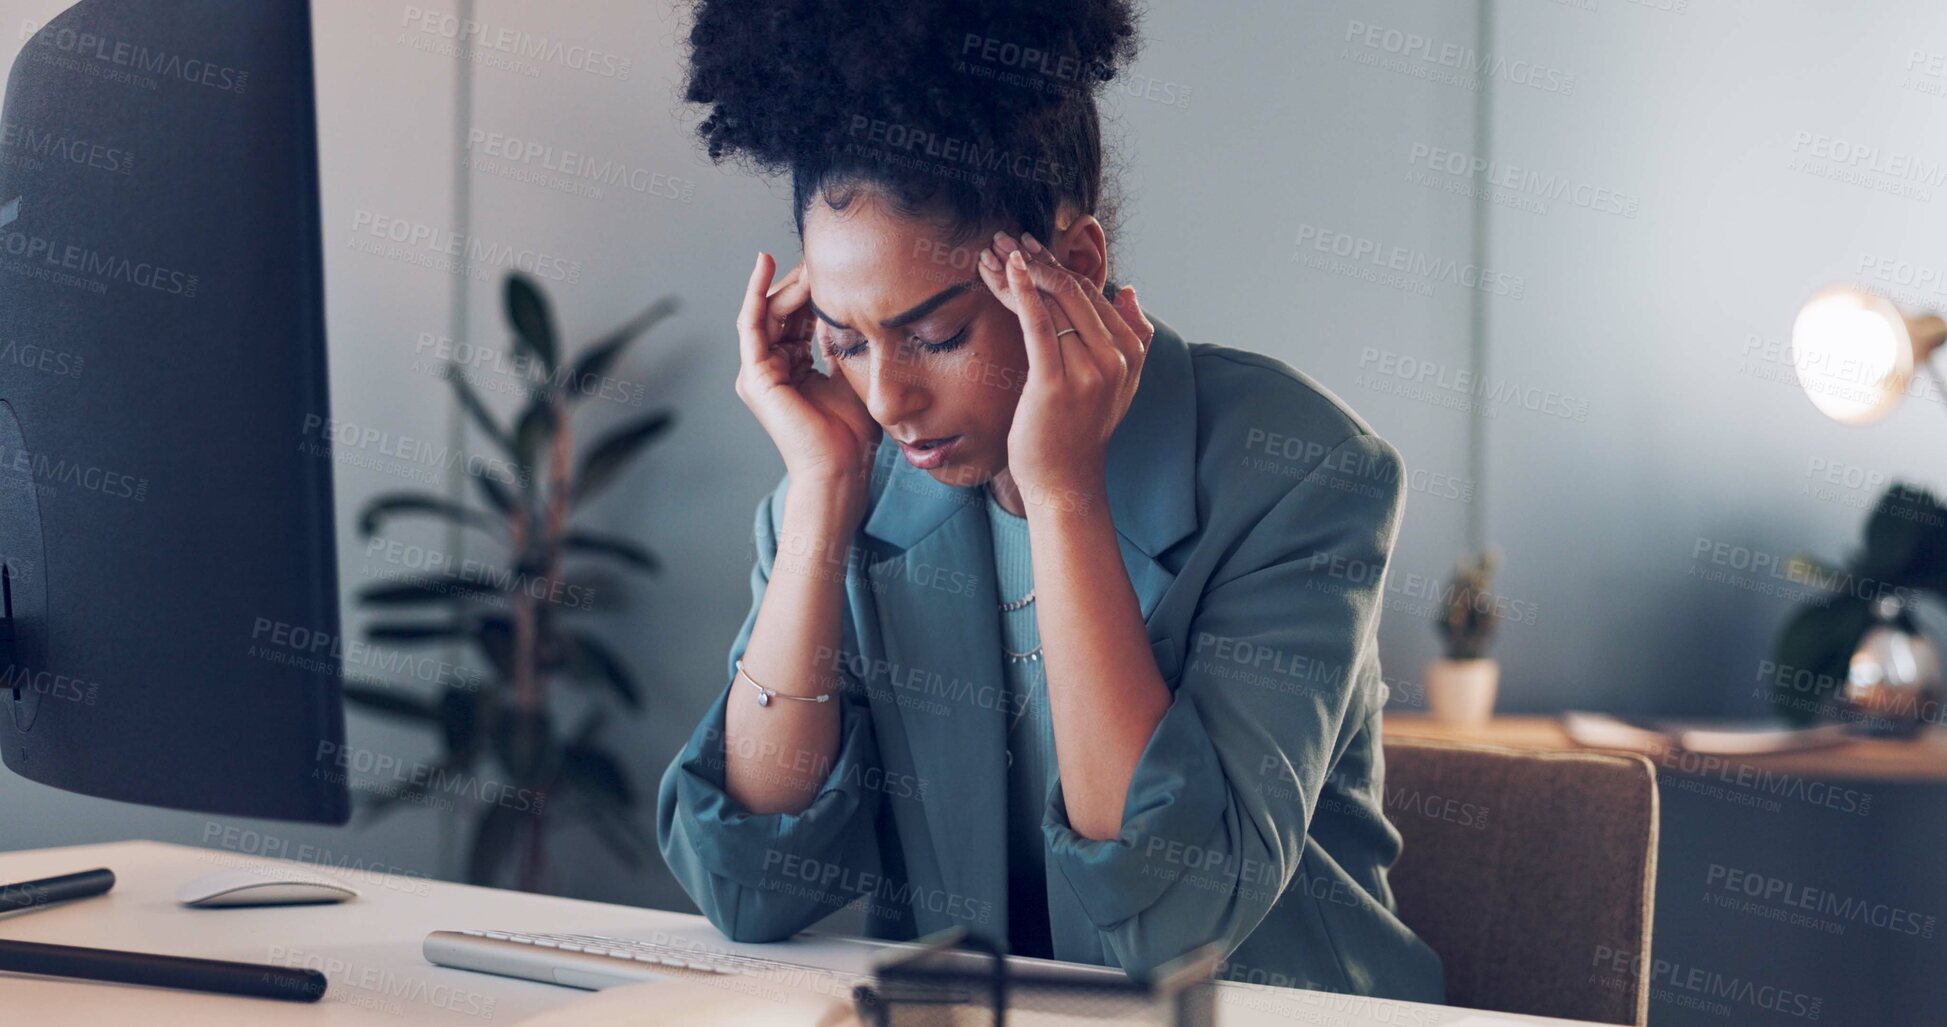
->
850, 930, 1220, 1027
1843, 595, 1945, 737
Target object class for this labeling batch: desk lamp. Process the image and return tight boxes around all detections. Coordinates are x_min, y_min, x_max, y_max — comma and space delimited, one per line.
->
1789, 285, 1947, 735
1790, 285, 1946, 424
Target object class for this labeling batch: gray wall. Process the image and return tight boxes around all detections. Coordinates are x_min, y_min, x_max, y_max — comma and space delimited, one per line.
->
1483, 0, 1947, 716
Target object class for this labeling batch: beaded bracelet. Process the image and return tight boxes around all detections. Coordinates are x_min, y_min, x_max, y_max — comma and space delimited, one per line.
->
736, 659, 833, 707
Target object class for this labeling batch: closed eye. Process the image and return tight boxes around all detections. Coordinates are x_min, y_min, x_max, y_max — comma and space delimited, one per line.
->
913, 324, 970, 354
823, 324, 970, 362
824, 335, 868, 361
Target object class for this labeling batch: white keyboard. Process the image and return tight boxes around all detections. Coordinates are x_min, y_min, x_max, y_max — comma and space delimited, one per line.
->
423, 929, 872, 993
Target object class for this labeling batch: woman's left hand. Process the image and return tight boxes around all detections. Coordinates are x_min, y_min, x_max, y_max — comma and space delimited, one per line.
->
977, 230, 1155, 510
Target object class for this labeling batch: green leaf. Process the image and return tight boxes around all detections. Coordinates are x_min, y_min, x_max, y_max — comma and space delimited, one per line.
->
466, 802, 524, 886
1767, 594, 1875, 726
514, 396, 557, 478
1859, 482, 1947, 589
357, 575, 507, 607
472, 469, 519, 516
562, 297, 678, 403
506, 274, 559, 374
341, 683, 438, 724
492, 706, 558, 783
446, 367, 515, 456
562, 630, 641, 710
357, 493, 500, 539
571, 411, 674, 505
441, 689, 483, 762
472, 615, 517, 681
562, 530, 661, 573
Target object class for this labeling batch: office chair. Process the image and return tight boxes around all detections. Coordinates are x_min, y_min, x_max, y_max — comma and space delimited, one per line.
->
1380, 736, 1660, 1025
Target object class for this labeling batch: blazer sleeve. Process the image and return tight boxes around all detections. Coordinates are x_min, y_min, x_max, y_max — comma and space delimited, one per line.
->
1039, 433, 1406, 977
656, 479, 886, 943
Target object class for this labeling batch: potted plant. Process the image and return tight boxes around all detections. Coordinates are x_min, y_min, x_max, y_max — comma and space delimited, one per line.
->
343, 273, 678, 892
1770, 482, 1947, 733
1426, 549, 1503, 725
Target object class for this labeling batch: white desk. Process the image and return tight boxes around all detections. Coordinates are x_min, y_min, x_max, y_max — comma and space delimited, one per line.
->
0, 840, 1593, 1026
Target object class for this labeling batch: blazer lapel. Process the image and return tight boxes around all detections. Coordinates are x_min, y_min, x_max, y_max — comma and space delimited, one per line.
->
859, 473, 1009, 939
1105, 312, 1199, 567
850, 310, 1203, 936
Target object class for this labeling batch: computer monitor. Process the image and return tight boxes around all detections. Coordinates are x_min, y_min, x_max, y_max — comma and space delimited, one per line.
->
0, 0, 347, 824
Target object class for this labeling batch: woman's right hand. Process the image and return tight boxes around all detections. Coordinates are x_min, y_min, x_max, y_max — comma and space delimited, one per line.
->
734, 252, 882, 505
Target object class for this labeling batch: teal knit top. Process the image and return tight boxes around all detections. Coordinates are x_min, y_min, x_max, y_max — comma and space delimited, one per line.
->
986, 486, 1055, 960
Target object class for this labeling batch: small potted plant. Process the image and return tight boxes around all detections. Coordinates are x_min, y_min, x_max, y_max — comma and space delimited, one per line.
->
1770, 481, 1947, 732
1427, 549, 1502, 725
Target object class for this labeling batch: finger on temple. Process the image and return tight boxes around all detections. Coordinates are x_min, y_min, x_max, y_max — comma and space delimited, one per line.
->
775, 278, 815, 343
767, 263, 808, 305
1008, 251, 1065, 375
1113, 285, 1153, 342
737, 251, 777, 365
975, 245, 1019, 314
1022, 257, 1109, 350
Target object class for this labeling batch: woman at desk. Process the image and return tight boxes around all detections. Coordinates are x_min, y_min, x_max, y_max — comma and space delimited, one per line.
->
657, 0, 1443, 1002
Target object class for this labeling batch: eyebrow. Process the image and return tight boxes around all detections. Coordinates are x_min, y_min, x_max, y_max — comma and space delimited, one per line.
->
808, 279, 981, 332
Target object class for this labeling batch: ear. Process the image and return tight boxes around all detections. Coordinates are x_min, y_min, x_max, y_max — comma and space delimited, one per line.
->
1051, 213, 1109, 291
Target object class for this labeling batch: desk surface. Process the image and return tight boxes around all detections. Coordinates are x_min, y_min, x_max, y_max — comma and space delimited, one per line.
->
0, 840, 1595, 1026
1386, 713, 1947, 782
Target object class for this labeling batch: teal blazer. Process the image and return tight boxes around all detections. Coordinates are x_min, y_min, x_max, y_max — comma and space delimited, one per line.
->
657, 313, 1445, 1002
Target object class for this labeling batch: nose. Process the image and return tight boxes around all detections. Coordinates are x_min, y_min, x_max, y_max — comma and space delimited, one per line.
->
861, 345, 930, 428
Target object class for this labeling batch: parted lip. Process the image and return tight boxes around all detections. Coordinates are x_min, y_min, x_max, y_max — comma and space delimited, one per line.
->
896, 434, 959, 447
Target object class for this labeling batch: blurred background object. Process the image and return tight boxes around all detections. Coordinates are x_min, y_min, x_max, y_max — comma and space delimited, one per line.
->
347, 273, 677, 892
1844, 594, 1944, 736
1426, 549, 1503, 725
1769, 483, 1947, 731
1791, 285, 1947, 426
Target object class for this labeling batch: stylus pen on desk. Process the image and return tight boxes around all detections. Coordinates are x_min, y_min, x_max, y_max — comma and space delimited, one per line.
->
0, 868, 116, 913
0, 939, 328, 1002
0, 868, 327, 1002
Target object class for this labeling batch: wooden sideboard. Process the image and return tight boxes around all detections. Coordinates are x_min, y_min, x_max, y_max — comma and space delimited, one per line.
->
1384, 713, 1947, 783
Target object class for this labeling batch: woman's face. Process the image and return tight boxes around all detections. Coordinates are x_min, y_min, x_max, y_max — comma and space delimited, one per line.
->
800, 197, 1032, 488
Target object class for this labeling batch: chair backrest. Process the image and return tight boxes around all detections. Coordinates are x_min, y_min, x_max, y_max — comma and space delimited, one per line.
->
1380, 736, 1659, 1026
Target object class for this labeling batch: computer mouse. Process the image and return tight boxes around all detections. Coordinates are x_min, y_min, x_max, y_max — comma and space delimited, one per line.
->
175, 866, 360, 908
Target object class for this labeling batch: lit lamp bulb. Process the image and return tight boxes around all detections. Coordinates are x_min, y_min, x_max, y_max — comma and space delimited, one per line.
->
1790, 286, 1947, 424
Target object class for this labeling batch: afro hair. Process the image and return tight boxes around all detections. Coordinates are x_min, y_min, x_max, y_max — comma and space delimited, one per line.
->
680, 0, 1142, 247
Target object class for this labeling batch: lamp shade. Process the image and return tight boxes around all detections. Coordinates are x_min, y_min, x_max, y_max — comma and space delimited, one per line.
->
1790, 285, 1946, 425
